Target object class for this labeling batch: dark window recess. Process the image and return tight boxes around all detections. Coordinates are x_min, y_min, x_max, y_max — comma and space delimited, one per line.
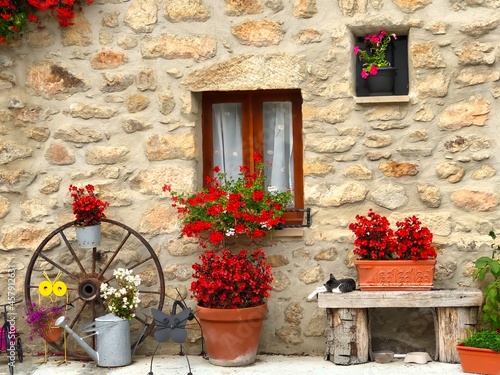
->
354, 35, 409, 97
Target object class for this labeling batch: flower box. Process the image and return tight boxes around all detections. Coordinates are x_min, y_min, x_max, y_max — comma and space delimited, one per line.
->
456, 343, 500, 375
354, 259, 436, 291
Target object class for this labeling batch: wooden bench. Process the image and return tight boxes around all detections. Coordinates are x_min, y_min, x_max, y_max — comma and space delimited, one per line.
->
317, 288, 483, 365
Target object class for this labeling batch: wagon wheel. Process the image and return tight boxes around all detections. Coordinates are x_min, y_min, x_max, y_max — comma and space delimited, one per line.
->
24, 219, 165, 358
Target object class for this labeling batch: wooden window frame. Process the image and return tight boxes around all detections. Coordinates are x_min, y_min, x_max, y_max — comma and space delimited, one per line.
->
202, 89, 304, 226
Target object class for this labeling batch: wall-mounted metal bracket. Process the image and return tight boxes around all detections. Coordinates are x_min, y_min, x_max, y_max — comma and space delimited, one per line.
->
280, 208, 312, 228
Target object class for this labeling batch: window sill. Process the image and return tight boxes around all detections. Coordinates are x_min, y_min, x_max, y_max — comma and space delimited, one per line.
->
354, 95, 409, 104
272, 228, 304, 237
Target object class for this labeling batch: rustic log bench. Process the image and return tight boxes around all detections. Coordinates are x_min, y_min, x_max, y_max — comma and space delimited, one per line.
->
317, 288, 483, 365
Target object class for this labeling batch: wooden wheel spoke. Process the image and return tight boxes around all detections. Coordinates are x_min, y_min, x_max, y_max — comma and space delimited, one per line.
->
68, 300, 88, 330
59, 230, 87, 275
37, 253, 80, 282
134, 314, 147, 326
97, 232, 131, 279
127, 255, 154, 271
138, 290, 162, 295
102, 256, 154, 283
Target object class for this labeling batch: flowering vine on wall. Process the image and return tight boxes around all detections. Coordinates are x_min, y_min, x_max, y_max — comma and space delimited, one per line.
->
0, 0, 94, 44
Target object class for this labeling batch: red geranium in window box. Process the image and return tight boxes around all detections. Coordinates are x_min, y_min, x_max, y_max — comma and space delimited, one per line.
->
163, 152, 293, 248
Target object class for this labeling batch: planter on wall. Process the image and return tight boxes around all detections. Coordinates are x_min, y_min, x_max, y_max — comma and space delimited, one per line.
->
456, 343, 500, 375
366, 67, 397, 95
354, 259, 436, 291
76, 224, 101, 248
196, 304, 267, 367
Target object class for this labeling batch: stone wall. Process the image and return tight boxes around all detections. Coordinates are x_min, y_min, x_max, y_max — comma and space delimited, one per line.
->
1, 0, 499, 357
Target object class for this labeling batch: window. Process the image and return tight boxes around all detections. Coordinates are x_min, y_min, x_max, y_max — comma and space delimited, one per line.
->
354, 34, 409, 97
202, 89, 304, 225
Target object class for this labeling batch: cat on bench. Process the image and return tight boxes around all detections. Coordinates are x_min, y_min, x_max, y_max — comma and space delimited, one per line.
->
307, 273, 356, 300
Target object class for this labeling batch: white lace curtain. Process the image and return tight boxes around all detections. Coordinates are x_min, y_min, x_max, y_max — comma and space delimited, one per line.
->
212, 101, 294, 203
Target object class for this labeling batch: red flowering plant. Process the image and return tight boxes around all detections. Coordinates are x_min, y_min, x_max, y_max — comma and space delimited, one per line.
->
23, 302, 65, 340
0, 0, 39, 43
0, 0, 93, 44
394, 215, 437, 260
29, 0, 94, 28
163, 153, 293, 248
349, 209, 437, 261
349, 208, 397, 260
69, 184, 109, 227
191, 248, 273, 309
353, 30, 397, 79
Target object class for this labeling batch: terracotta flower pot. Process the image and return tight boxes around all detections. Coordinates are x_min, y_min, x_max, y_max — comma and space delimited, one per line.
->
354, 259, 436, 291
456, 343, 500, 375
196, 304, 267, 367
43, 325, 62, 343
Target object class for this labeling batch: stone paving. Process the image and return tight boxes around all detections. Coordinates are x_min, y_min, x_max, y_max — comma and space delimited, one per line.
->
5, 354, 474, 375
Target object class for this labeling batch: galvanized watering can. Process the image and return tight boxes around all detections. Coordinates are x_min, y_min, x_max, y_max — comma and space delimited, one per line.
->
55, 313, 131, 367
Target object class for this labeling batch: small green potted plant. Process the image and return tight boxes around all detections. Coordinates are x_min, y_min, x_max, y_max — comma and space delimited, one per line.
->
455, 231, 500, 375
353, 30, 397, 79
353, 30, 398, 95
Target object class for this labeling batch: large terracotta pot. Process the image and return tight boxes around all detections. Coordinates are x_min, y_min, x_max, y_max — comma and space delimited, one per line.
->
354, 259, 436, 291
456, 343, 500, 375
196, 304, 267, 367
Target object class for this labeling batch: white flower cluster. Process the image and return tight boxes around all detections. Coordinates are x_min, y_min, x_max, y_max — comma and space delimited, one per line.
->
100, 268, 141, 321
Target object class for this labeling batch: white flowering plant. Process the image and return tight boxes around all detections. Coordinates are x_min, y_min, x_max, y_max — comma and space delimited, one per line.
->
100, 268, 141, 321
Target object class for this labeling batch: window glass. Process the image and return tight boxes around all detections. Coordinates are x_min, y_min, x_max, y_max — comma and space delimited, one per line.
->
263, 101, 294, 205
212, 103, 242, 179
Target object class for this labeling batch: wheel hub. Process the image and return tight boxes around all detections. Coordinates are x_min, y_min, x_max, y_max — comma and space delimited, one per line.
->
78, 278, 101, 301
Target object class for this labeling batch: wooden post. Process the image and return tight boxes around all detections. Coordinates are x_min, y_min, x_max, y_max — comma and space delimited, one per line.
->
327, 308, 369, 365
436, 306, 478, 363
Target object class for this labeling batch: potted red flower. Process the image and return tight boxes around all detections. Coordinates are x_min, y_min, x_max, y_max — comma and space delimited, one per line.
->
191, 248, 272, 366
69, 184, 109, 248
164, 153, 291, 366
0, 0, 94, 44
349, 209, 437, 291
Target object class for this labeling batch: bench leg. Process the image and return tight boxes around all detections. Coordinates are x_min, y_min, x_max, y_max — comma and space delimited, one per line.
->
436, 306, 478, 363
326, 308, 369, 365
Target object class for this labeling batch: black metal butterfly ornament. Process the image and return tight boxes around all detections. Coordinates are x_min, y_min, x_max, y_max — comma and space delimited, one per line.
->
147, 298, 199, 375
151, 305, 193, 343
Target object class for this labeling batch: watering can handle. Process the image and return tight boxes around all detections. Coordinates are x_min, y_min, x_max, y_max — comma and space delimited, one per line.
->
82, 321, 98, 333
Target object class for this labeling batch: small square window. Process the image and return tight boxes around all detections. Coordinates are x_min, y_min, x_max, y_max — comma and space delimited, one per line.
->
354, 34, 409, 97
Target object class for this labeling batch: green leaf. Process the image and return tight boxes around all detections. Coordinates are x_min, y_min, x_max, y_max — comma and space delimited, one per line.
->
475, 267, 488, 281
490, 261, 500, 277
475, 257, 491, 269
490, 231, 497, 240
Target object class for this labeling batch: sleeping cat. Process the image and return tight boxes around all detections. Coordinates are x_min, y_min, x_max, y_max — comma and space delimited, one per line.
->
324, 273, 357, 293
306, 273, 356, 300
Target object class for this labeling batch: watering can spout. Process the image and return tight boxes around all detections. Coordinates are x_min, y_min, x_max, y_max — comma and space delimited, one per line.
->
55, 316, 99, 363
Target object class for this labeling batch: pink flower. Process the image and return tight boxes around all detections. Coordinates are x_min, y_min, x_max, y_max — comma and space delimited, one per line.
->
361, 70, 369, 79
369, 65, 378, 75
353, 46, 360, 55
